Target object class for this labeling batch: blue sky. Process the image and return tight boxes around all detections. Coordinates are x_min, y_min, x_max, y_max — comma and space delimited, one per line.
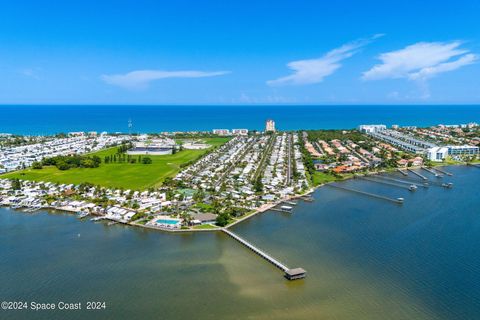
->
0, 0, 479, 104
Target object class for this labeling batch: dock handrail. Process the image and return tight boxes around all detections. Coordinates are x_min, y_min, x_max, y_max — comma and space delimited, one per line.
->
222, 228, 289, 271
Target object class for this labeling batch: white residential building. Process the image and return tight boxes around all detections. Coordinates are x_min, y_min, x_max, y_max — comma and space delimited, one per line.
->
213, 129, 231, 136
265, 119, 276, 132
232, 129, 248, 136
427, 147, 449, 162
358, 124, 386, 133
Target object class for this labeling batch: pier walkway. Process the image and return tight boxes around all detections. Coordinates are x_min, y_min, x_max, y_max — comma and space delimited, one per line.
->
433, 167, 452, 176
325, 184, 404, 204
357, 176, 415, 191
407, 169, 428, 180
422, 166, 443, 178
222, 228, 305, 280
374, 175, 428, 188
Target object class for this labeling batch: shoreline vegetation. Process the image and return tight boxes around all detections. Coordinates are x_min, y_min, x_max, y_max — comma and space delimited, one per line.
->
1, 123, 479, 233
1, 162, 472, 234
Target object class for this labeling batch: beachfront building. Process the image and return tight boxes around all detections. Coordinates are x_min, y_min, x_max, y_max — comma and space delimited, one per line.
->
232, 129, 249, 136
212, 129, 231, 136
358, 124, 386, 133
265, 119, 276, 132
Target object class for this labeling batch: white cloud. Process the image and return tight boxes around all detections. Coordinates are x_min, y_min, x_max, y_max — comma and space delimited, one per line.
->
237, 92, 296, 104
267, 34, 383, 86
362, 41, 477, 81
101, 69, 230, 89
18, 68, 41, 79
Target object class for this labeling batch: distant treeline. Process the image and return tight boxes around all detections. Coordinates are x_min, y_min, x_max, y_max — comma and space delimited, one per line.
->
104, 154, 152, 164
117, 142, 133, 154
35, 155, 102, 170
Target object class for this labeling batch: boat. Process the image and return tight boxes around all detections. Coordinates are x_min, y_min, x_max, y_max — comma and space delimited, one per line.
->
90, 216, 105, 222
76, 211, 89, 219
280, 205, 293, 211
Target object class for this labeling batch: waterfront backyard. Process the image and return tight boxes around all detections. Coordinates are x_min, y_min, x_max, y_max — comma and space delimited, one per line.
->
3, 137, 230, 190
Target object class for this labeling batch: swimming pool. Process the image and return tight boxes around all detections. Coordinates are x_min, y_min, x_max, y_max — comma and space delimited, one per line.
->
156, 219, 180, 225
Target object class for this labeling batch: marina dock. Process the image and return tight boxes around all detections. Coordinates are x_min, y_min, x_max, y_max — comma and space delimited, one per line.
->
374, 175, 428, 188
222, 228, 306, 280
421, 166, 443, 178
433, 167, 453, 176
325, 184, 404, 204
407, 169, 428, 180
397, 169, 408, 176
357, 176, 417, 191
300, 195, 314, 202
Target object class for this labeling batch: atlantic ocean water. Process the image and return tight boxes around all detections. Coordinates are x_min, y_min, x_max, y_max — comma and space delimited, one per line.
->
1, 105, 480, 134
1, 105, 480, 320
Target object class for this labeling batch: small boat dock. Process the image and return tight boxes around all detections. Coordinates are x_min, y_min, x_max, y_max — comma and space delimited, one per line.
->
299, 195, 314, 202
433, 167, 453, 176
407, 169, 428, 180
374, 175, 428, 188
421, 166, 443, 178
325, 184, 404, 204
357, 175, 417, 191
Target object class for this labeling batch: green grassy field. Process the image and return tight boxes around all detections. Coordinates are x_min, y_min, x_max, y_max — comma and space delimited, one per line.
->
3, 137, 229, 190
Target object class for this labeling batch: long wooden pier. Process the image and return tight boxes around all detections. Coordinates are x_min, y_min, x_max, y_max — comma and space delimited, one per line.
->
433, 167, 452, 176
397, 169, 408, 176
421, 166, 443, 178
222, 228, 306, 280
374, 175, 428, 188
357, 176, 416, 191
325, 184, 404, 204
407, 168, 428, 180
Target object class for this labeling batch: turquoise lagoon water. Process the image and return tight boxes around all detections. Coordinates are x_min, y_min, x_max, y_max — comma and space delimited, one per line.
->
1, 165, 479, 319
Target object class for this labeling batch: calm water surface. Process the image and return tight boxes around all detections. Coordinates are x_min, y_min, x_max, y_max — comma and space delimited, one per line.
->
1, 105, 480, 134
1, 165, 479, 319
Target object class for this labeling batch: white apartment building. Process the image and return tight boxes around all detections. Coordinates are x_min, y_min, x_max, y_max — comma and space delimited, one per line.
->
265, 119, 275, 132
427, 147, 449, 162
212, 129, 231, 136
427, 145, 479, 161
358, 124, 386, 133
232, 129, 248, 136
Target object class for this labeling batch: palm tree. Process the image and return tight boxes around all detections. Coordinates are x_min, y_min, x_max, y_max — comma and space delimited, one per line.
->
180, 211, 192, 226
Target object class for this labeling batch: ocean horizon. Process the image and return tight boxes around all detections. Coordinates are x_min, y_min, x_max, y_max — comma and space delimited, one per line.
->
1, 105, 480, 135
